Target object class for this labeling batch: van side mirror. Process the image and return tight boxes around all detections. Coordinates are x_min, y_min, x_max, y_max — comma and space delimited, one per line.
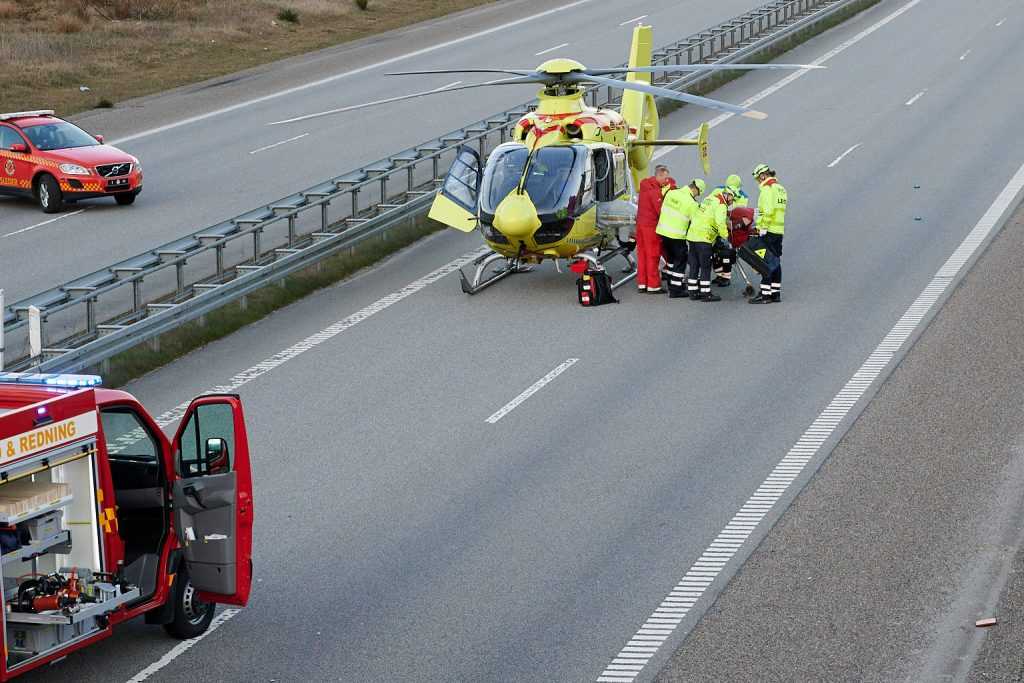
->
94, 134, 104, 143
204, 437, 230, 475
9, 143, 27, 153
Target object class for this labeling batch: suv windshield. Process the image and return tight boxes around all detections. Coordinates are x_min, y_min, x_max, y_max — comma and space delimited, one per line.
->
480, 144, 586, 215
21, 121, 100, 151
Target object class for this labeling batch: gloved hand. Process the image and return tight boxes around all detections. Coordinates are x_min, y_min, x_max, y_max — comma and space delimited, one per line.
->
624, 237, 637, 253
759, 229, 767, 237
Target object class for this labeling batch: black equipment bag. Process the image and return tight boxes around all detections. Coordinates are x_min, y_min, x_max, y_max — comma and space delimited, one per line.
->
577, 268, 618, 306
712, 238, 736, 270
738, 236, 780, 278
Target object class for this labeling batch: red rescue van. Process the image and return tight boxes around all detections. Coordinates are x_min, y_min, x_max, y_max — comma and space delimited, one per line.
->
0, 372, 253, 679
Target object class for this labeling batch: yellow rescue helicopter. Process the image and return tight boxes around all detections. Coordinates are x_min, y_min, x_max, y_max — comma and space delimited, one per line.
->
275, 26, 820, 293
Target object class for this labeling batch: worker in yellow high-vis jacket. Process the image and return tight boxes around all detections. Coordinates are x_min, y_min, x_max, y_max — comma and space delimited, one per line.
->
656, 178, 705, 298
750, 163, 787, 304
686, 185, 734, 302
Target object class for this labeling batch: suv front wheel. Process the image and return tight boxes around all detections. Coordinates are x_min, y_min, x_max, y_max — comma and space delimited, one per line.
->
36, 174, 64, 214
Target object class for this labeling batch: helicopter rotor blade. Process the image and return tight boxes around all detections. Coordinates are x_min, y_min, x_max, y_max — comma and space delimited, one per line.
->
385, 68, 537, 77
582, 63, 825, 76
268, 75, 545, 125
567, 73, 767, 120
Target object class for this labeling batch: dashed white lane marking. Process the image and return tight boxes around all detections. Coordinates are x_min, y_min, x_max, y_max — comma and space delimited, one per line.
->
905, 89, 927, 106
960, 49, 971, 60
620, 14, 648, 26
248, 133, 308, 154
826, 143, 861, 168
596, 160, 1024, 682
3, 208, 87, 238
535, 42, 570, 56
150, 246, 490, 429
653, 0, 924, 162
485, 358, 579, 424
996, 17, 1005, 26
125, 609, 240, 682
109, 0, 597, 145
124, 246, 489, 680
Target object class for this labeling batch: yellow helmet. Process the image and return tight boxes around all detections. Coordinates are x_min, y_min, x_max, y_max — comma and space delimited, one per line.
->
726, 174, 742, 191
691, 178, 706, 195
752, 163, 771, 178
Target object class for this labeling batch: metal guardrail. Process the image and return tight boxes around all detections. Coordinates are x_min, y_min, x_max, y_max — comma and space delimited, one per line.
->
2, 0, 852, 373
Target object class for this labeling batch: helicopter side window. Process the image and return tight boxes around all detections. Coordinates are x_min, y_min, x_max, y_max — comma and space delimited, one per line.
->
593, 148, 615, 202
442, 148, 482, 212
612, 149, 628, 198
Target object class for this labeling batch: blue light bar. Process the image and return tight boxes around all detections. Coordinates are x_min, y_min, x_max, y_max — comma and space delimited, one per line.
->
0, 372, 102, 388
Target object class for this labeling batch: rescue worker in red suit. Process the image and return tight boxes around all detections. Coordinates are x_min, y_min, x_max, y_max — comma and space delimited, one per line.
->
634, 165, 675, 293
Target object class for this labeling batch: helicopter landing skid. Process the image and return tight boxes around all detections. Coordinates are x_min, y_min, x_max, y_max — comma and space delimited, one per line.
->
459, 252, 531, 295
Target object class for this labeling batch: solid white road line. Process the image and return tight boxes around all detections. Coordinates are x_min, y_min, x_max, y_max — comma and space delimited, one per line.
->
620, 14, 648, 26
431, 80, 463, 92
905, 89, 927, 106
960, 49, 971, 60
595, 159, 1024, 683
248, 133, 308, 155
109, 0, 597, 145
653, 0, 924, 162
535, 42, 570, 56
827, 143, 861, 168
125, 609, 240, 682
485, 358, 579, 424
2, 209, 87, 238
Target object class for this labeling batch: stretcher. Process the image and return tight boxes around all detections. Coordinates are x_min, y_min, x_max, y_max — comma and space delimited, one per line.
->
727, 207, 758, 297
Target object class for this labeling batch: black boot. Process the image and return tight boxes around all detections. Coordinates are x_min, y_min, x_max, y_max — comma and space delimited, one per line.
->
771, 291, 782, 303
712, 276, 731, 287
749, 294, 772, 304
702, 292, 722, 302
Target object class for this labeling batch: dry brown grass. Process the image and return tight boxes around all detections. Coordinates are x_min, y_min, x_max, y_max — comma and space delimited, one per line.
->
0, 0, 493, 115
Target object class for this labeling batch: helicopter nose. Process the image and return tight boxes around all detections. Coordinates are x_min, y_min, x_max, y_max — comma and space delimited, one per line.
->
493, 192, 541, 240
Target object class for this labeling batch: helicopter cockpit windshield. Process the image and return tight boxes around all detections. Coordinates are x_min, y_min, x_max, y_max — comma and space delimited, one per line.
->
480, 143, 588, 217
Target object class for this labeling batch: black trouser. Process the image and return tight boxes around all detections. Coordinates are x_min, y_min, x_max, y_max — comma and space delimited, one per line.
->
686, 241, 713, 297
759, 233, 783, 297
661, 237, 688, 295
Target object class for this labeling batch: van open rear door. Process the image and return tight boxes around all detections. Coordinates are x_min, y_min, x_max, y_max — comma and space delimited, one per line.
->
170, 395, 253, 607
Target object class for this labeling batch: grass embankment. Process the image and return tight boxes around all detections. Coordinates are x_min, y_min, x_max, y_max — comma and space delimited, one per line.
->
0, 0, 493, 115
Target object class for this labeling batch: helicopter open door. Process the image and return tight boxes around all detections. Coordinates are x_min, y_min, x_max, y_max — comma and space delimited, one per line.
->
428, 146, 481, 233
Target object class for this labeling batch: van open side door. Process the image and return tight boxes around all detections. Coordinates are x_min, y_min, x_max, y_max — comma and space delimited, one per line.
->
170, 395, 253, 607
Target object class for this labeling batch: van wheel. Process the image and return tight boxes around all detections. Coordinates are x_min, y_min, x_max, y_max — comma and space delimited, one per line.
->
163, 572, 215, 639
36, 174, 64, 214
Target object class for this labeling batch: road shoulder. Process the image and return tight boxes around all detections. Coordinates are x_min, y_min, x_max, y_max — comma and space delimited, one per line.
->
656, 203, 1024, 681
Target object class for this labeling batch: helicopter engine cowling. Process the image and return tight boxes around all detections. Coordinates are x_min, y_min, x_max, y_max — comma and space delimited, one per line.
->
493, 192, 542, 241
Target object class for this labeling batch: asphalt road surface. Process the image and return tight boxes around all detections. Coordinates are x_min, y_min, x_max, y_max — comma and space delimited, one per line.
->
0, 0, 762, 302
12, 0, 1024, 680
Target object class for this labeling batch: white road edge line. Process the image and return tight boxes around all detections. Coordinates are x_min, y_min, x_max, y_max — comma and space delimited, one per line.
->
905, 89, 927, 106
108, 0, 596, 146
3, 208, 87, 238
125, 609, 240, 682
535, 42, 570, 56
959, 49, 971, 60
248, 133, 308, 155
826, 143, 861, 168
123, 246, 489, 680
596, 139, 1024, 683
485, 358, 579, 424
620, 14, 648, 26
653, 0, 925, 162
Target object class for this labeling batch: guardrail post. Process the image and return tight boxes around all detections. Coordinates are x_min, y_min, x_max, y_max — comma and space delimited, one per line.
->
253, 228, 262, 262
321, 201, 330, 231
0, 289, 4, 370
351, 189, 360, 221
215, 245, 224, 279
132, 278, 142, 314
407, 164, 415, 193
176, 262, 185, 297
28, 305, 41, 365
86, 298, 96, 337
288, 215, 297, 246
